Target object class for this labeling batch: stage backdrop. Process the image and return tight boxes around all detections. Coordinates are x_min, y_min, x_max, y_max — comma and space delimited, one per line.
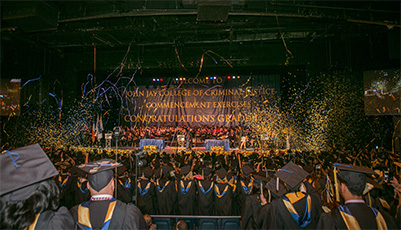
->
123, 75, 280, 127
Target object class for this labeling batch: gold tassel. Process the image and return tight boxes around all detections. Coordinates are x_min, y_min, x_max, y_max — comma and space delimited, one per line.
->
268, 189, 271, 203
276, 176, 279, 191
334, 166, 340, 202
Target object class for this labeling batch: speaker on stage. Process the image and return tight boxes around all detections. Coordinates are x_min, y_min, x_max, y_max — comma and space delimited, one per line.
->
197, 0, 230, 22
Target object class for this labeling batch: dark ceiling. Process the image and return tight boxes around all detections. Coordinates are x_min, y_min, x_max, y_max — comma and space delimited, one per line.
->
1, 1, 400, 75
2, 1, 400, 48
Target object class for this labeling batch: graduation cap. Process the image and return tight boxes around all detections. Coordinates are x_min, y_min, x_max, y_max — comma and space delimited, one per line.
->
275, 161, 309, 190
140, 167, 154, 179
162, 165, 174, 177
202, 168, 213, 177
216, 168, 227, 180
180, 165, 191, 176
265, 177, 288, 199
242, 164, 254, 176
0, 144, 58, 201
333, 163, 378, 202
154, 167, 162, 179
77, 158, 122, 192
366, 177, 383, 190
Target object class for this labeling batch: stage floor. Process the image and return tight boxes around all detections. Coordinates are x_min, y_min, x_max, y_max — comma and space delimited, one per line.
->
118, 146, 255, 154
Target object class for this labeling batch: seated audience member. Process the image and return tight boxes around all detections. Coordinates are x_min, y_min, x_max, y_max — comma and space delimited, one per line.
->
70, 158, 146, 229
176, 220, 188, 230
0, 144, 75, 229
144, 214, 157, 230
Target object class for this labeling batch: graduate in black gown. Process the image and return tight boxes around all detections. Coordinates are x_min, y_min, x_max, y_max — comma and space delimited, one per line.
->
197, 167, 215, 215
256, 176, 288, 229
317, 163, 396, 229
177, 165, 197, 215
237, 164, 255, 215
116, 166, 134, 204
266, 161, 323, 229
136, 167, 156, 215
154, 165, 177, 215
241, 174, 268, 229
0, 144, 75, 229
214, 168, 233, 216
70, 158, 146, 229
70, 165, 91, 207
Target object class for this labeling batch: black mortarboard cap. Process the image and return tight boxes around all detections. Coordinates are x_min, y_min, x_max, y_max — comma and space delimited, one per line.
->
216, 168, 227, 179
141, 167, 154, 179
117, 165, 128, 175
202, 167, 212, 177
180, 165, 191, 175
334, 163, 377, 185
275, 161, 309, 190
242, 164, 254, 176
154, 167, 162, 178
366, 177, 383, 190
265, 177, 287, 198
162, 165, 174, 176
0, 144, 58, 201
77, 158, 122, 192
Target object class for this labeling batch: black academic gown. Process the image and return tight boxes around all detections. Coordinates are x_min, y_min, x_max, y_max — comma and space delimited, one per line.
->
116, 177, 134, 204
70, 199, 146, 230
177, 179, 197, 215
155, 179, 177, 215
31, 207, 75, 230
137, 179, 156, 215
266, 192, 323, 229
241, 194, 263, 230
317, 202, 397, 230
214, 182, 233, 216
56, 174, 75, 209
74, 177, 91, 206
256, 203, 273, 229
237, 178, 254, 215
196, 180, 215, 215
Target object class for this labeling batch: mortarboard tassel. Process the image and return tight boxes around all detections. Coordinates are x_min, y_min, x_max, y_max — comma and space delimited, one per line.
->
276, 176, 279, 191
268, 189, 271, 203
333, 166, 340, 202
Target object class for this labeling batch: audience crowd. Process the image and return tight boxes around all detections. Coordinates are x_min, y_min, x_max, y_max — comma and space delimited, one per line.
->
43, 144, 401, 229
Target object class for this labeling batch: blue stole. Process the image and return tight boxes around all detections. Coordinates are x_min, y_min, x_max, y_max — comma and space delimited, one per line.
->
138, 181, 151, 196
282, 192, 312, 228
156, 180, 170, 192
241, 179, 254, 194
180, 180, 193, 195
118, 178, 131, 190
198, 181, 214, 194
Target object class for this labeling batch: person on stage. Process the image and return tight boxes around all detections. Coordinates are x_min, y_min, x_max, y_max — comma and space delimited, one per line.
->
317, 163, 396, 229
70, 158, 146, 230
0, 144, 75, 229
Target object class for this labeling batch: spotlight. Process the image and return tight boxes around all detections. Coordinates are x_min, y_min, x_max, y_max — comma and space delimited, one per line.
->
176, 78, 179, 81
152, 78, 156, 82
209, 77, 213, 80
160, 79, 163, 82
157, 79, 160, 81
227, 76, 231, 79
233, 76, 236, 79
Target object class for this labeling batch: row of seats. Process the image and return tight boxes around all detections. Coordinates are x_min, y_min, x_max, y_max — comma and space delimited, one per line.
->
152, 217, 240, 230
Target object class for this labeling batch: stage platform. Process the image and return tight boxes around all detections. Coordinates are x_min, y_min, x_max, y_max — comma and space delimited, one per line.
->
118, 146, 256, 154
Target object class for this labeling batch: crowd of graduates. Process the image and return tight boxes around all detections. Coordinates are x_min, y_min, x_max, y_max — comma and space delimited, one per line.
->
48, 145, 401, 229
